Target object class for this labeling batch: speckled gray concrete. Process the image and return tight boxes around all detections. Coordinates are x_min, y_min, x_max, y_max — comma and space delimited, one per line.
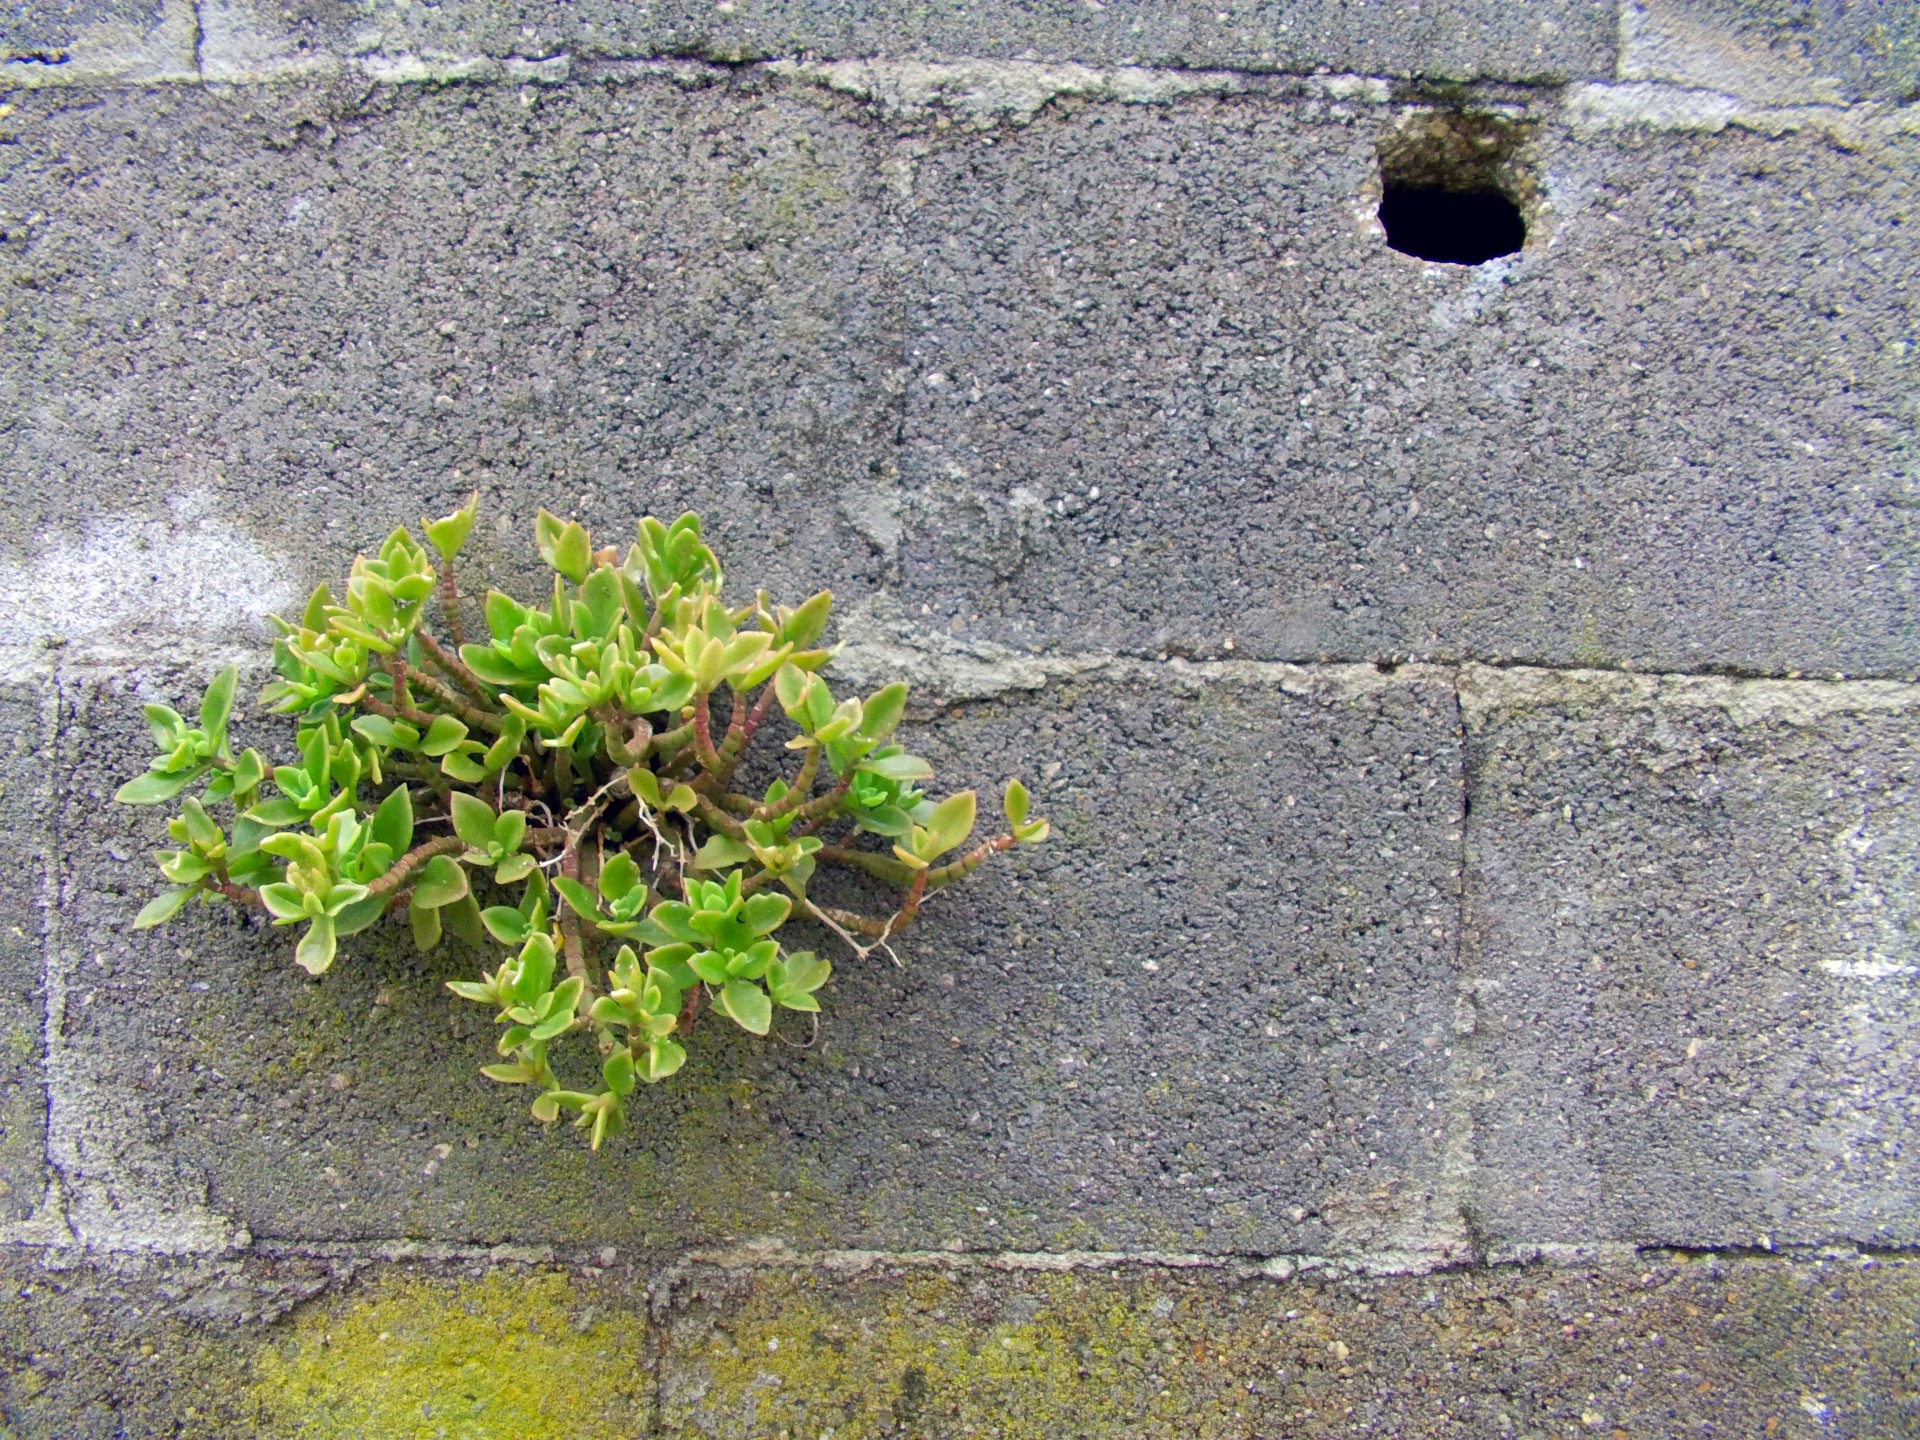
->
152, 0, 1617, 83
65, 662, 1465, 1256
0, 79, 900, 649
1624, 0, 1920, 104
1460, 666, 1920, 1251
0, 683, 52, 1226
0, 0, 193, 83
894, 104, 1920, 678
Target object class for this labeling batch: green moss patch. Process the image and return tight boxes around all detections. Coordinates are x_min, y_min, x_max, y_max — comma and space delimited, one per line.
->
251, 1270, 651, 1439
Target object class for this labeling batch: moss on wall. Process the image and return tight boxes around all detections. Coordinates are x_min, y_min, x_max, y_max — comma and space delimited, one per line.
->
251, 1270, 652, 1439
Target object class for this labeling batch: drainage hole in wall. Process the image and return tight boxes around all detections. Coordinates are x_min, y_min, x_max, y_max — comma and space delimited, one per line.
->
1379, 184, 1524, 265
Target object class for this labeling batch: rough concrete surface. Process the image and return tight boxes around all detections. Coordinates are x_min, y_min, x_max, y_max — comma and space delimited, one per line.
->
895, 102, 1920, 678
1, 5, 1918, 1433
1462, 666, 1920, 1250
67, 662, 1466, 1258
4, 0, 1619, 85
0, 684, 52, 1228
1623, 0, 1920, 105
4, 1247, 1913, 1437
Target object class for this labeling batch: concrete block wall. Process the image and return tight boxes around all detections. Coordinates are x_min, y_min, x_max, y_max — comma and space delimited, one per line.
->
1, 2, 1916, 1434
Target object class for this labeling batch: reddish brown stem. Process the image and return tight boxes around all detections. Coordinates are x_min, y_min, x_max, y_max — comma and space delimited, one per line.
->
417, 629, 496, 711
690, 692, 725, 774
437, 561, 469, 648
364, 835, 468, 899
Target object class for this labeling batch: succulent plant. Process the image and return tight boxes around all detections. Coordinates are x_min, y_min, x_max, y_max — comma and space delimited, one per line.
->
118, 501, 1046, 1148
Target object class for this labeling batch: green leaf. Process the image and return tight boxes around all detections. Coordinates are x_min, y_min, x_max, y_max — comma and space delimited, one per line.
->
115, 769, 196, 805
858, 752, 934, 783
535, 509, 592, 584
332, 893, 387, 936
718, 979, 772, 1036
449, 792, 497, 851
410, 898, 443, 950
423, 492, 478, 559
444, 892, 486, 947
642, 1038, 687, 1083
440, 749, 488, 784
1003, 778, 1031, 828
480, 1062, 533, 1084
769, 949, 831, 1011
295, 915, 338, 975
493, 809, 527, 855
921, 790, 978, 861
411, 854, 469, 910
602, 1050, 636, 1097
860, 683, 908, 740
512, 935, 557, 1002
741, 893, 792, 937
421, 714, 469, 757
551, 876, 599, 923
133, 887, 193, 930
198, 666, 238, 740
692, 834, 753, 871
369, 785, 414, 858
244, 797, 309, 829
447, 979, 496, 1004
494, 853, 537, 884
597, 851, 641, 904
480, 906, 531, 944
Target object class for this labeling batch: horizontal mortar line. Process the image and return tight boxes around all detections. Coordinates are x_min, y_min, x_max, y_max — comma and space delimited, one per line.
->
9, 639, 1920, 693
3, 46, 1917, 134
0, 1234, 1908, 1274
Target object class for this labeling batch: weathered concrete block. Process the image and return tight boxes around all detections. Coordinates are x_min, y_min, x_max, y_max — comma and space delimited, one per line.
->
1623, 0, 1920, 105
188, 0, 1616, 84
66, 660, 1463, 1257
1460, 665, 1920, 1250
0, 679, 53, 1228
0, 79, 902, 656
0, 0, 195, 85
894, 104, 1920, 678
658, 1254, 1920, 1438
0, 1245, 655, 1438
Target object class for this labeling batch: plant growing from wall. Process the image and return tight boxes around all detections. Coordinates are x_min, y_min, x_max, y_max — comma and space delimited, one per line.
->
116, 501, 1047, 1148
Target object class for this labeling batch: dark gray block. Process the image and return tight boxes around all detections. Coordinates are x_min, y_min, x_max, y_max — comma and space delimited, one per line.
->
63, 660, 1463, 1255
0, 682, 52, 1225
659, 1255, 1920, 1439
893, 104, 1920, 678
1625, 0, 1920, 105
1460, 666, 1920, 1250
0, 79, 902, 649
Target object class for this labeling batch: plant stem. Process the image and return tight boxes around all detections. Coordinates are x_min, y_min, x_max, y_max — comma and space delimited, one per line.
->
437, 557, 469, 648
691, 692, 725, 774
404, 662, 505, 734
417, 629, 496, 710
753, 746, 818, 821
365, 835, 468, 899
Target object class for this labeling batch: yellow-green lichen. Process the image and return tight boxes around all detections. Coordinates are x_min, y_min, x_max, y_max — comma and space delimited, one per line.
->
250, 1270, 650, 1439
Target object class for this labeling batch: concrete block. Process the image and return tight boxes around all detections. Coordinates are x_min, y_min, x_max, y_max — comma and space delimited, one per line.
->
188, 0, 1616, 84
0, 681, 52, 1227
893, 103, 1920, 678
1623, 0, 1920, 106
658, 1254, 1920, 1438
0, 0, 195, 86
0, 80, 903, 659
1460, 666, 1920, 1250
62, 660, 1463, 1256
0, 1246, 654, 1437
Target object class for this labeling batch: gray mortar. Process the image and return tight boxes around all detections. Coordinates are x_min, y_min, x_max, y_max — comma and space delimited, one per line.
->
1460, 664, 1920, 1250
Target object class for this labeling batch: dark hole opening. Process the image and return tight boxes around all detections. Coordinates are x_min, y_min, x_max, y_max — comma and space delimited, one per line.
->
1379, 184, 1525, 265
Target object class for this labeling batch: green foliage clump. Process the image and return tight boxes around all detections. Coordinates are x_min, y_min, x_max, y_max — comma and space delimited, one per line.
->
117, 501, 1046, 1148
